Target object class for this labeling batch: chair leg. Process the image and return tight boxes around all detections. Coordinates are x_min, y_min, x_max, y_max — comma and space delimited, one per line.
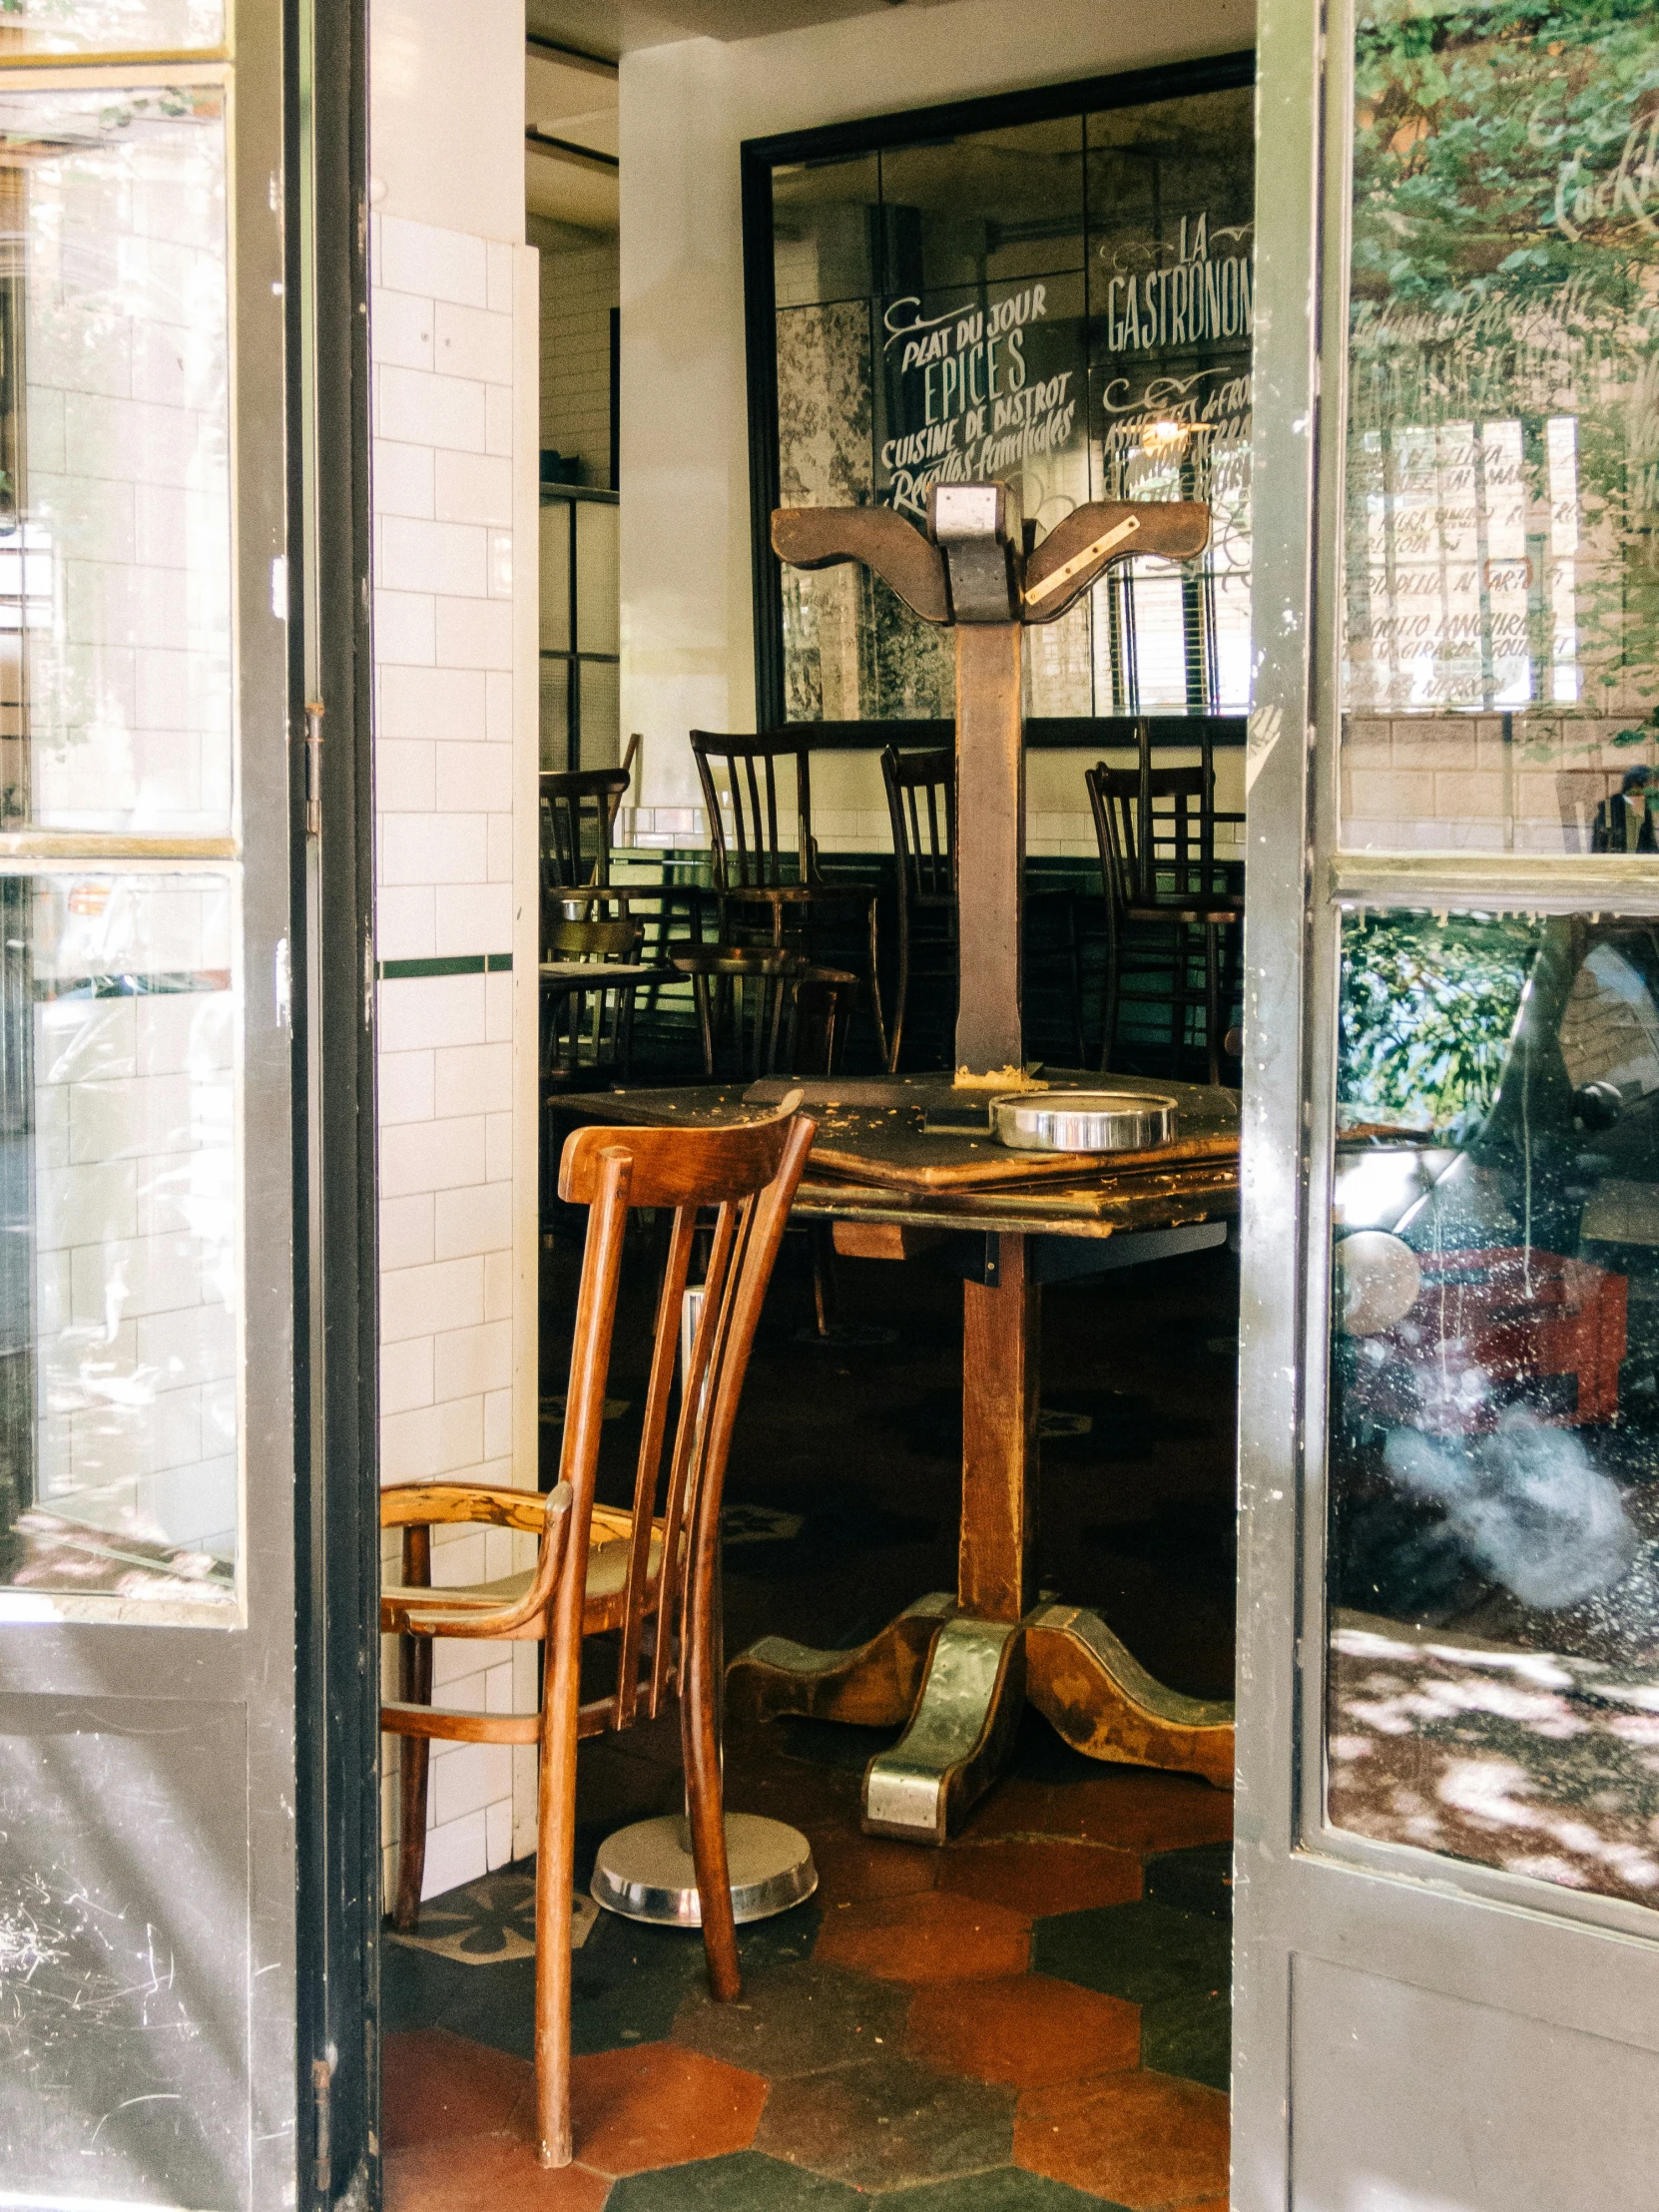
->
534, 1610, 583, 2166
682, 1510, 740, 2002
1204, 924, 1222, 1088
1100, 935, 1121, 1076
864, 898, 888, 1070
394, 1633, 432, 1932
888, 912, 910, 1074
1065, 891, 1084, 1068
811, 1219, 838, 1337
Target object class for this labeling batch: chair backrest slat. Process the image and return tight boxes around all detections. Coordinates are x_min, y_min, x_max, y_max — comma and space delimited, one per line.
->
1087, 762, 1219, 911
553, 1101, 815, 1729
882, 745, 954, 908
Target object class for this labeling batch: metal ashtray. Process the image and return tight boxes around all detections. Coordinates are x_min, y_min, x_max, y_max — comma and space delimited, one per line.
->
991, 1089, 1178, 1153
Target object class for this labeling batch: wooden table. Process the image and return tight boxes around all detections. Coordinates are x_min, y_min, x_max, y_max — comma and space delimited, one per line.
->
551, 1069, 1237, 1843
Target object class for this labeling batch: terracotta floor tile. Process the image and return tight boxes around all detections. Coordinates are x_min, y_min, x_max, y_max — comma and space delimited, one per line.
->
939, 1837, 1142, 1918
810, 1829, 939, 1906
962, 1773, 1234, 1854
756, 2052, 1015, 2192
906, 1972, 1139, 2089
384, 2136, 610, 2212
382, 2027, 532, 2150
607, 2146, 868, 2208
1014, 2067, 1229, 2209
673, 1958, 910, 2078
815, 1891, 1030, 1984
884, 2170, 1134, 2209
569, 2038, 767, 2176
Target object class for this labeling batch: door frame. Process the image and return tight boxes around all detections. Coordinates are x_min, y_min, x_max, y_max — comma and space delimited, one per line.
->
286, 0, 379, 2200
1236, 1, 1659, 2203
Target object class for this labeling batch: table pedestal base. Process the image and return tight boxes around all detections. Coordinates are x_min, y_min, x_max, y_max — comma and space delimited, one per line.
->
728, 1594, 1234, 1842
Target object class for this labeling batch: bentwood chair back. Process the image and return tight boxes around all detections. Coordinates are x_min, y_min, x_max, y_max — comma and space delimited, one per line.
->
542, 767, 630, 892
690, 731, 887, 1063
1086, 762, 1241, 1085
381, 1098, 816, 2168
880, 745, 956, 1072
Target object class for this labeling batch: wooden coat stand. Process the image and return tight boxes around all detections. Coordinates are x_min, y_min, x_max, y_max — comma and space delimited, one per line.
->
726, 486, 1233, 1842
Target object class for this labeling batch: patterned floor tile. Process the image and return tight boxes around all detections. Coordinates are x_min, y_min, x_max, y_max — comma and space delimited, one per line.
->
755, 2053, 1016, 2193
1142, 1844, 1232, 1921
815, 1891, 1030, 1984
1013, 2069, 1229, 2208
569, 2039, 767, 2176
386, 1868, 600, 1964
939, 1838, 1142, 1919
905, 1973, 1138, 2089
382, 2027, 531, 2150
384, 2135, 612, 2211
672, 1958, 910, 2078
606, 2148, 866, 2209
884, 2169, 1132, 2210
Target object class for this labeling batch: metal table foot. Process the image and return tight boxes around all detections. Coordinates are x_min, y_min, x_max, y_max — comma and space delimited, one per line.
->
726, 1591, 953, 1731
1024, 1602, 1235, 1787
861, 1613, 1026, 1844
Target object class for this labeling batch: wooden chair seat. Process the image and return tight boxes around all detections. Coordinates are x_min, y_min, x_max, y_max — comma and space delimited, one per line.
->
382, 1510, 669, 1643
1124, 902, 1242, 927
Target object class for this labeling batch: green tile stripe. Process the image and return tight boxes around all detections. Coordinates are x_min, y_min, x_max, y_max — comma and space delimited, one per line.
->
375, 952, 513, 980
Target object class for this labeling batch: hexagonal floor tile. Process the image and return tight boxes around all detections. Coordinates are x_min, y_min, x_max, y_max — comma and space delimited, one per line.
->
1143, 1843, 1232, 1921
884, 2169, 1132, 2210
569, 2039, 767, 2177
1034, 1901, 1230, 2011
962, 1772, 1234, 1854
756, 2053, 1016, 2193
810, 1828, 939, 1908
905, 1973, 1138, 2089
672, 1959, 910, 2079
815, 1891, 1030, 1984
1014, 2068, 1229, 2208
382, 2028, 531, 2151
384, 2134, 612, 2212
939, 1837, 1141, 1919
605, 2147, 866, 2209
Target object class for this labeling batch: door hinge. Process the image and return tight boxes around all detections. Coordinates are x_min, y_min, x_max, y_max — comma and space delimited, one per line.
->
304, 700, 325, 837
311, 2055, 332, 2196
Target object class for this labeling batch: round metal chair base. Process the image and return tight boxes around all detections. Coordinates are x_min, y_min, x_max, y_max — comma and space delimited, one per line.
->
591, 1812, 818, 1929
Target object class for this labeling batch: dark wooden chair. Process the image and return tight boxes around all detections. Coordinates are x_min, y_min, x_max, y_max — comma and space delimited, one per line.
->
541, 764, 705, 982
1086, 760, 1242, 1086
880, 743, 1084, 1073
539, 914, 671, 1097
690, 731, 886, 1065
381, 1098, 816, 2167
670, 943, 857, 1083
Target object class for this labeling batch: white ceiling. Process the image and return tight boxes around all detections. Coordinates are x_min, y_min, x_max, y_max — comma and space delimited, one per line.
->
525, 0, 955, 64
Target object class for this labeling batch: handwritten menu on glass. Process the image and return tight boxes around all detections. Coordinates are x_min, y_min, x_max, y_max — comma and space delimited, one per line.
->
767, 77, 1255, 725
1345, 5, 1659, 729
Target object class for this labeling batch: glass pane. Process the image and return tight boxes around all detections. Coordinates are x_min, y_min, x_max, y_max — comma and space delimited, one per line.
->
539, 657, 569, 773
878, 116, 1086, 293
1341, 7, 1659, 848
1087, 85, 1255, 718
1328, 906, 1659, 1906
0, 870, 238, 1613
0, 85, 232, 833
574, 498, 618, 657
539, 497, 572, 654
773, 154, 877, 309
575, 657, 618, 773
0, 0, 222, 54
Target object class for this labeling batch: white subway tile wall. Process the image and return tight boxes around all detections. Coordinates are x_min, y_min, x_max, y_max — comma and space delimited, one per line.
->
372, 213, 534, 1904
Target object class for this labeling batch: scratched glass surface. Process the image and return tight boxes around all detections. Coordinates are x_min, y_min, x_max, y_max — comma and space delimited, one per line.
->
1328, 907, 1659, 1906
1342, 3, 1659, 850
0, 0, 222, 52
0, 86, 232, 833
0, 873, 239, 1611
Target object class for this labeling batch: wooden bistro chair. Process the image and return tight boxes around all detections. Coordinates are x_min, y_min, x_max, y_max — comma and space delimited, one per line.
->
381, 1097, 817, 2167
881, 743, 1084, 1072
541, 763, 704, 981
540, 914, 669, 1094
1086, 760, 1243, 1086
690, 730, 887, 1065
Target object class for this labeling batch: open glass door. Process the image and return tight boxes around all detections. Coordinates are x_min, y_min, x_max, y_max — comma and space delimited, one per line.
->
0, 3, 373, 2205
1241, 0, 1659, 2201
